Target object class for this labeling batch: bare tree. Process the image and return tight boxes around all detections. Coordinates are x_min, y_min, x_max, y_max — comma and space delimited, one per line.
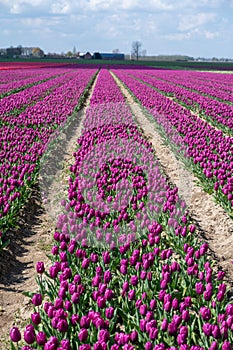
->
131, 41, 142, 61
141, 49, 147, 58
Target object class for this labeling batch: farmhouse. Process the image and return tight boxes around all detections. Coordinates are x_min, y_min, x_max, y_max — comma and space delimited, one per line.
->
93, 52, 125, 60
79, 52, 93, 59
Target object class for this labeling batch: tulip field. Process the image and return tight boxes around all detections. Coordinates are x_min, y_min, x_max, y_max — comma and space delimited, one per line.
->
0, 62, 233, 349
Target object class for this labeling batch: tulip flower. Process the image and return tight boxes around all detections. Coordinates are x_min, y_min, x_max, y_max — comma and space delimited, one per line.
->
23, 324, 36, 344
10, 327, 21, 343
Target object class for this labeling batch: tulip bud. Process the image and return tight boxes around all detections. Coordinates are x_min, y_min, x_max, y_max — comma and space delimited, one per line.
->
31, 312, 41, 325
31, 293, 42, 306
24, 324, 36, 344
10, 327, 21, 343
36, 331, 47, 345
78, 328, 88, 342
36, 261, 45, 274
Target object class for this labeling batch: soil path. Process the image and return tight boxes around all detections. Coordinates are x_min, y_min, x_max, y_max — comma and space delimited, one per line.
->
111, 70, 233, 283
0, 72, 99, 348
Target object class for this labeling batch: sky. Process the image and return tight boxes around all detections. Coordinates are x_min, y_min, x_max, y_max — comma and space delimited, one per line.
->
0, 0, 233, 58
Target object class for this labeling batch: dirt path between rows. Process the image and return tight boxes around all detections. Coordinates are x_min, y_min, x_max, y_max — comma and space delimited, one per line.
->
0, 72, 99, 348
111, 70, 233, 284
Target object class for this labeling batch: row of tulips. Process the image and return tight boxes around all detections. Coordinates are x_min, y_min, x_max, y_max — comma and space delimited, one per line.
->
0, 69, 81, 124
0, 67, 71, 98
124, 69, 233, 135
112, 69, 233, 218
10, 69, 233, 349
0, 67, 98, 251
143, 70, 233, 103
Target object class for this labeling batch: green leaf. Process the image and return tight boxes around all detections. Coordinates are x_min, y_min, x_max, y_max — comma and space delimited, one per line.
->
22, 291, 34, 298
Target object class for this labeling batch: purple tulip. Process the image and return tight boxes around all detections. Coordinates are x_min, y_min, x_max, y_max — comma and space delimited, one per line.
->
130, 330, 138, 342
31, 312, 41, 325
97, 296, 106, 309
222, 342, 232, 350
78, 328, 88, 342
209, 341, 218, 350
24, 324, 36, 344
98, 329, 110, 342
226, 304, 233, 315
182, 310, 190, 322
44, 336, 59, 350
10, 327, 21, 342
164, 300, 172, 312
177, 333, 187, 345
57, 318, 68, 332
103, 251, 110, 264
144, 342, 153, 350
71, 313, 79, 326
61, 339, 71, 349
202, 323, 212, 336
139, 304, 148, 316
105, 306, 114, 319
168, 321, 178, 335
128, 289, 135, 300
82, 258, 90, 269
31, 293, 42, 306
36, 331, 47, 345
130, 275, 138, 286
149, 299, 157, 310
80, 315, 91, 328
36, 261, 45, 274
104, 270, 112, 283
200, 306, 211, 321
161, 318, 168, 331
79, 345, 92, 350
195, 282, 204, 295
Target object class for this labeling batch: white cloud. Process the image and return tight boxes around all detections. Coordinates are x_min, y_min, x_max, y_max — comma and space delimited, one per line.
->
178, 12, 216, 31
50, 1, 71, 14
21, 17, 45, 26
164, 32, 192, 41
204, 30, 219, 39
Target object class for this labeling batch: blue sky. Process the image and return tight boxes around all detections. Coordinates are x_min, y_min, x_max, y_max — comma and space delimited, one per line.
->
0, 0, 233, 58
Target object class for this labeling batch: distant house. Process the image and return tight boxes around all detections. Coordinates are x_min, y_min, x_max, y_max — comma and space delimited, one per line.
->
93, 52, 125, 60
79, 52, 93, 59
6, 47, 22, 58
32, 47, 45, 58
0, 48, 7, 56
84, 52, 92, 59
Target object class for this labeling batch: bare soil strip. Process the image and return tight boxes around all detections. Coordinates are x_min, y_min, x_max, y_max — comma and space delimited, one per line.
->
111, 70, 233, 283
0, 71, 100, 347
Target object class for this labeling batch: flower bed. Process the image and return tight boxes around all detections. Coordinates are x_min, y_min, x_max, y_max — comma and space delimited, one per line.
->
0, 68, 68, 97
112, 69, 233, 219
0, 67, 98, 251
10, 69, 233, 350
125, 69, 233, 134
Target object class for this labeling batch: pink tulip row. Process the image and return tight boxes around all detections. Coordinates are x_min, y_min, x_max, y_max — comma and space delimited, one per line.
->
10, 68, 233, 349
0, 67, 72, 96
0, 67, 98, 248
0, 69, 83, 120
144, 69, 233, 101
90, 69, 125, 105
125, 69, 233, 133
